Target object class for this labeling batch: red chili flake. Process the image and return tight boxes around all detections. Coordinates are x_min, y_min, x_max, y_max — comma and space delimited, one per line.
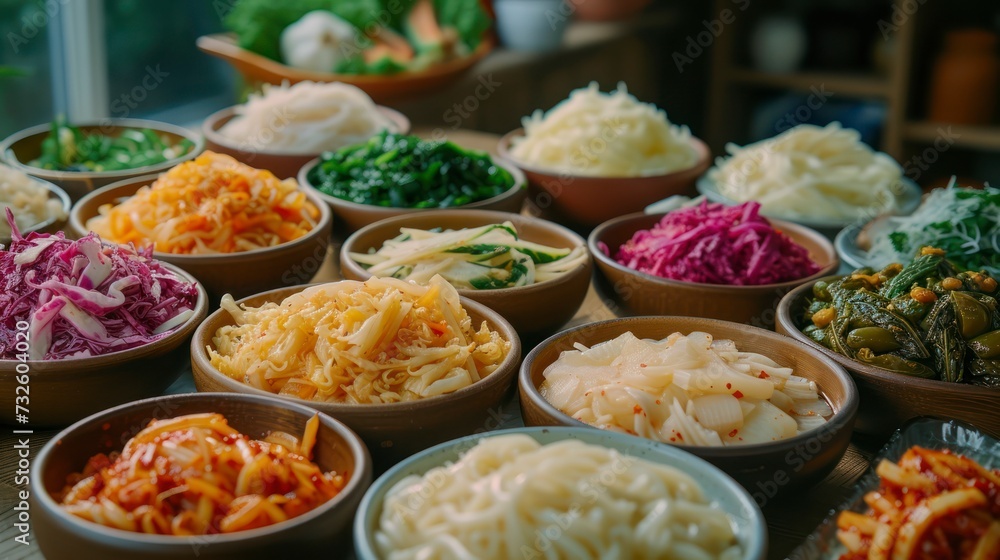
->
676, 433, 684, 441
655, 399, 661, 405
633, 405, 643, 414
726, 383, 732, 390
669, 437, 676, 442
728, 429, 739, 438
600, 390, 606, 396
758, 371, 770, 379
733, 390, 744, 399
640, 363, 647, 368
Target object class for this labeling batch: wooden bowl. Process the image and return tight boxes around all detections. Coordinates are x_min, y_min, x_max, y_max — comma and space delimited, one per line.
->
518, 316, 858, 495
69, 174, 333, 301
588, 212, 839, 328
0, 176, 71, 245
0, 118, 203, 202
32, 392, 372, 560
197, 33, 495, 104
298, 157, 526, 235
776, 278, 1000, 438
353, 426, 768, 560
340, 209, 592, 342
190, 282, 522, 468
202, 105, 411, 180
0, 263, 207, 427
497, 129, 711, 227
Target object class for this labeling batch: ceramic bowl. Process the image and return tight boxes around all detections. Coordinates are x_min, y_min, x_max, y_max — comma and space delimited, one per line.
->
69, 174, 333, 301
588, 212, 838, 328
190, 282, 522, 467
298, 157, 527, 235
32, 392, 372, 559
0, 118, 203, 202
518, 316, 858, 493
0, 176, 71, 245
202, 105, 411, 180
776, 278, 1000, 438
0, 263, 207, 427
339, 209, 592, 341
497, 128, 711, 227
353, 426, 768, 560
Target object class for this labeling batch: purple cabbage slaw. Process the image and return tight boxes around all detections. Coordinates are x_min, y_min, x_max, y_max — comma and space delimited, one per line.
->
0, 210, 199, 360
611, 201, 821, 286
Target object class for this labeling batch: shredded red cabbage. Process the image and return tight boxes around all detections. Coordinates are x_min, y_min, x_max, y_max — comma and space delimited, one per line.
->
611, 201, 821, 286
0, 210, 199, 360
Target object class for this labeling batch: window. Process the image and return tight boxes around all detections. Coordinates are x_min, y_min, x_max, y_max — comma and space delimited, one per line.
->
0, 0, 237, 139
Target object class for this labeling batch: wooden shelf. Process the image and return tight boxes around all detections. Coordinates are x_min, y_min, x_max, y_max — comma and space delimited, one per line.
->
903, 121, 1000, 152
727, 68, 891, 98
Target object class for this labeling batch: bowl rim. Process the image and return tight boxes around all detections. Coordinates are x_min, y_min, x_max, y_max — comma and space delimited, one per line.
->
0, 260, 208, 367
0, 174, 71, 242
338, 208, 592, 299
496, 127, 712, 181
695, 175, 924, 231
190, 280, 523, 413
201, 104, 412, 158
0, 118, 205, 180
587, 211, 840, 293
31, 392, 371, 546
351, 425, 769, 560
834, 220, 895, 272
297, 154, 527, 215
518, 315, 859, 459
69, 173, 333, 263
776, 275, 1000, 395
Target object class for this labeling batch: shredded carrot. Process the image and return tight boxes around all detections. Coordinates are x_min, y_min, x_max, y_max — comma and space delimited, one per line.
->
86, 151, 320, 255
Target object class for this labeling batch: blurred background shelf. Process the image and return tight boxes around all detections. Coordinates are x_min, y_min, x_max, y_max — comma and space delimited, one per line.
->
904, 121, 1000, 152
726, 68, 891, 98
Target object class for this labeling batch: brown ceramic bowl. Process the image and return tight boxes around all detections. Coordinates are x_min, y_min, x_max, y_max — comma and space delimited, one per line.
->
190, 282, 522, 468
197, 33, 495, 104
202, 105, 411, 180
339, 209, 592, 341
497, 129, 711, 227
0, 176, 71, 245
589, 212, 839, 328
0, 263, 207, 427
776, 278, 1000, 438
518, 316, 858, 494
0, 118, 203, 202
69, 174, 333, 301
32, 392, 372, 560
298, 157, 527, 235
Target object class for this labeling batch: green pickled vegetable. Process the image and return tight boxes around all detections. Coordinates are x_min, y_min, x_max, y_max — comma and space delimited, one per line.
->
28, 116, 193, 172
800, 249, 1000, 386
307, 131, 518, 209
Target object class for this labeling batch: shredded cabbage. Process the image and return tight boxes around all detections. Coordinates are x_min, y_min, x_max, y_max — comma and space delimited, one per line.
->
0, 210, 199, 360
612, 201, 820, 285
208, 276, 511, 404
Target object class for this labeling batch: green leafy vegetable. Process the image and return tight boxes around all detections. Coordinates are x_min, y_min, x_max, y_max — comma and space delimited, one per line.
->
307, 130, 518, 208
865, 183, 1000, 276
28, 117, 194, 172
432, 0, 491, 50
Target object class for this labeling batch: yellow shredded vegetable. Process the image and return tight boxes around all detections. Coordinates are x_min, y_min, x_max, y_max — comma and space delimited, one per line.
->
86, 151, 320, 254
208, 276, 511, 404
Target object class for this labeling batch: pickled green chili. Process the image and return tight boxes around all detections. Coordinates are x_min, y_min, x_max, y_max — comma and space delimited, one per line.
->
28, 116, 194, 172
801, 248, 1000, 387
306, 131, 517, 209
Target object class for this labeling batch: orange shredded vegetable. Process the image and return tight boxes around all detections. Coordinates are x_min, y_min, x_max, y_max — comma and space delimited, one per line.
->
86, 151, 320, 254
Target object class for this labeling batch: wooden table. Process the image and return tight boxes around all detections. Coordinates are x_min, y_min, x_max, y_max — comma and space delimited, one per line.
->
0, 129, 885, 559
